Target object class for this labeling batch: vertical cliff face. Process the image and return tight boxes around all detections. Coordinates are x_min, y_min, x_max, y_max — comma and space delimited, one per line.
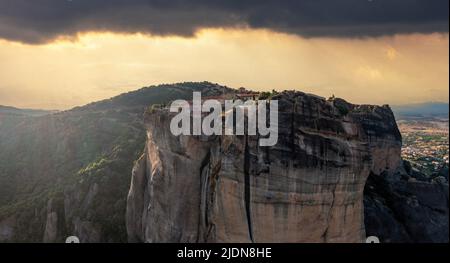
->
0, 83, 225, 242
126, 91, 403, 243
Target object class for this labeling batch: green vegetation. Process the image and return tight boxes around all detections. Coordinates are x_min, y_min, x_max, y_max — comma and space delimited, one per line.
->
335, 104, 350, 116
0, 82, 230, 242
259, 89, 279, 100
147, 103, 164, 114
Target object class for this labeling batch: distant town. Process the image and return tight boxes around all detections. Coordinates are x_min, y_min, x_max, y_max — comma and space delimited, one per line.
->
398, 117, 449, 176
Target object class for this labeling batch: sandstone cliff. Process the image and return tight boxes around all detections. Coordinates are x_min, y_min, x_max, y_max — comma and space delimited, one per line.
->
1, 83, 446, 243
126, 91, 403, 243
0, 82, 229, 243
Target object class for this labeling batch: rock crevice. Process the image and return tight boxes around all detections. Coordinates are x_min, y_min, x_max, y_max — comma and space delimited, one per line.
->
126, 92, 404, 243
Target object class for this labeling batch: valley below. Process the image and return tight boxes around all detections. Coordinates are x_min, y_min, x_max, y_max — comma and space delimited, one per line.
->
0, 82, 448, 243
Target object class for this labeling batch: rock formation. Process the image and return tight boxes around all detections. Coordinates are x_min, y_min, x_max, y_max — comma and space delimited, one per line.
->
126, 91, 404, 243
364, 160, 449, 243
0, 82, 226, 242
1, 83, 447, 243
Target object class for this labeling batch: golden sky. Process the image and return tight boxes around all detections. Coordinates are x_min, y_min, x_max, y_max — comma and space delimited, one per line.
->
0, 29, 448, 110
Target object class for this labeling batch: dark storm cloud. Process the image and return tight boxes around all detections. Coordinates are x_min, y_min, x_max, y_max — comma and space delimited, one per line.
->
0, 0, 448, 44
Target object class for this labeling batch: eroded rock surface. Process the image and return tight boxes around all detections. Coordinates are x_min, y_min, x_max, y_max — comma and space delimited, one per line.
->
127, 91, 403, 243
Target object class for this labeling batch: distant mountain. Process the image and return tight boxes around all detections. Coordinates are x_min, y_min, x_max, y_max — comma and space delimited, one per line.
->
0, 82, 233, 242
0, 83, 447, 243
0, 105, 57, 117
392, 102, 449, 119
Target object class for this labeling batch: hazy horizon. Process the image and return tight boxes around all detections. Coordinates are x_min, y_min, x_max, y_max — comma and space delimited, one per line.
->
0, 1, 448, 110
0, 79, 449, 112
